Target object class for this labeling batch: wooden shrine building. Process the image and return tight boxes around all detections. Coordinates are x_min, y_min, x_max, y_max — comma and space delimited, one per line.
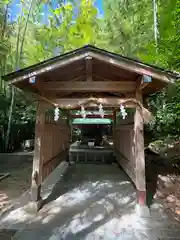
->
3, 45, 178, 213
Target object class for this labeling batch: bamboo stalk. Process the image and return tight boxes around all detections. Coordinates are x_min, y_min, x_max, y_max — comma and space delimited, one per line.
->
5, 0, 34, 152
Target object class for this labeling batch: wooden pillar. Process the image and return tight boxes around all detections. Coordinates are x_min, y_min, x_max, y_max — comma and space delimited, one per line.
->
67, 111, 72, 144
134, 89, 146, 206
113, 109, 116, 155
31, 101, 45, 210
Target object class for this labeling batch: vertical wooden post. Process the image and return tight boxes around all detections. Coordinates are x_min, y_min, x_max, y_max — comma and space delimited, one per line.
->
113, 109, 116, 155
67, 110, 72, 144
134, 89, 149, 216
31, 101, 45, 211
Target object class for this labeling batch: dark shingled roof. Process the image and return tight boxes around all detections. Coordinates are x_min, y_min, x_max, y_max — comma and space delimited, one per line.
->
2, 45, 179, 81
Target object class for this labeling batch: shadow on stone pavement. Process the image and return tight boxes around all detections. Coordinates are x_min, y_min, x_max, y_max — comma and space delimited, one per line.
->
13, 164, 138, 239
1, 163, 180, 240
0, 229, 17, 240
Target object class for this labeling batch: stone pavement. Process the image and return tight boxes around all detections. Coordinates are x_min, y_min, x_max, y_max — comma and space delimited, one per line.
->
1, 163, 180, 240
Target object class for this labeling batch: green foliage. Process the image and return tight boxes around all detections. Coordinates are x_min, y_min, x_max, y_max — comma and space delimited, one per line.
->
148, 81, 180, 139
0, 0, 100, 151
21, 0, 99, 65
101, 0, 154, 57
139, 0, 179, 70
146, 0, 180, 140
101, 0, 180, 141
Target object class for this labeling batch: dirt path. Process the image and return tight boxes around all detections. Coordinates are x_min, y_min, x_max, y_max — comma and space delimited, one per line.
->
145, 148, 180, 223
0, 153, 33, 214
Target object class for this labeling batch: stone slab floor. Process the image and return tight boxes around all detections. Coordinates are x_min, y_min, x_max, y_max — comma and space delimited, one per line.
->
1, 163, 180, 240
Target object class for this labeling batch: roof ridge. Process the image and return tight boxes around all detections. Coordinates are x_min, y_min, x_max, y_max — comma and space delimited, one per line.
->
2, 45, 179, 81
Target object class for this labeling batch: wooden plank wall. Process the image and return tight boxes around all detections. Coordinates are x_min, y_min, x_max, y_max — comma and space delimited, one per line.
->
114, 118, 136, 184
41, 114, 70, 181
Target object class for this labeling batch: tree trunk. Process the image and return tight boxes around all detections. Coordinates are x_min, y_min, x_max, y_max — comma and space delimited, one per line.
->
5, 0, 34, 152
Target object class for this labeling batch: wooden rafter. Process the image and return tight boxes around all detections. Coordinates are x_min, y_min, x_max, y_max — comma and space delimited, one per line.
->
39, 81, 136, 92
90, 51, 172, 83
139, 82, 149, 90
42, 73, 133, 83
92, 68, 135, 81
111, 92, 124, 98
8, 53, 88, 84
49, 92, 123, 100
92, 75, 122, 82
66, 75, 85, 82
5, 45, 176, 89
36, 94, 57, 107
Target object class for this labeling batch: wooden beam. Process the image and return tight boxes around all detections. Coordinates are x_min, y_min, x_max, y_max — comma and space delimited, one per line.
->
90, 51, 172, 83
70, 114, 113, 119
70, 106, 114, 110
41, 81, 136, 92
92, 74, 114, 82
9, 50, 173, 85
9, 52, 89, 84
25, 80, 57, 106
37, 95, 57, 107
50, 97, 140, 109
85, 56, 92, 81
139, 82, 149, 90
68, 75, 85, 82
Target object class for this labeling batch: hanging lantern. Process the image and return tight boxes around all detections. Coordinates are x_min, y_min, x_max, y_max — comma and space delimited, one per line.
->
80, 106, 86, 118
54, 106, 60, 121
99, 104, 104, 118
120, 104, 127, 120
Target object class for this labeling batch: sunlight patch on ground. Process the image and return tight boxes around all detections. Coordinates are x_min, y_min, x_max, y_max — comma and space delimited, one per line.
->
27, 174, 135, 229
0, 205, 35, 229
48, 206, 62, 215
49, 201, 114, 238
62, 187, 91, 204
42, 214, 56, 224
40, 178, 133, 216
5, 164, 180, 240
47, 212, 149, 240
38, 186, 137, 238
108, 193, 133, 205
0, 163, 136, 234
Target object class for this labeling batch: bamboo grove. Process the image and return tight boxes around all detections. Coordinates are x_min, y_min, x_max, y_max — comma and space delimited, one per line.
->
0, 0, 179, 152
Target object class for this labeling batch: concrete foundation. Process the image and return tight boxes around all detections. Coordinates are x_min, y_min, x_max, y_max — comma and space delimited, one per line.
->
135, 204, 150, 218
